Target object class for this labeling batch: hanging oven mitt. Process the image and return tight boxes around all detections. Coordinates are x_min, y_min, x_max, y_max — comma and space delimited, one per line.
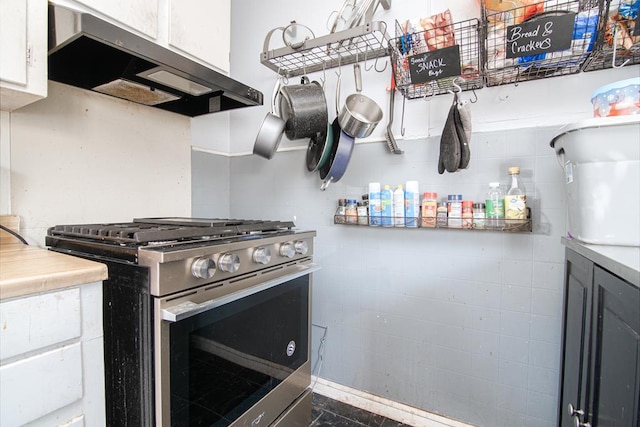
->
437, 93, 461, 174
456, 100, 472, 169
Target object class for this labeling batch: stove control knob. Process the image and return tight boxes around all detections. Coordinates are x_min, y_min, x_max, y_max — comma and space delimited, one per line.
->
191, 257, 216, 279
294, 240, 309, 255
280, 242, 296, 259
252, 247, 272, 265
218, 253, 241, 273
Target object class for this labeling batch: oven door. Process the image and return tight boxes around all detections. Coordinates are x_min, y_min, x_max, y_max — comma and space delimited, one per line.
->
155, 262, 319, 427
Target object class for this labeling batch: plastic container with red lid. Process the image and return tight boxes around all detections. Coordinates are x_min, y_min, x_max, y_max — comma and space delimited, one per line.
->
591, 77, 640, 118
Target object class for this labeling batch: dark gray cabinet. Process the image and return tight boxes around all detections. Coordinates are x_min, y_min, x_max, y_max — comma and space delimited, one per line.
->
559, 248, 640, 427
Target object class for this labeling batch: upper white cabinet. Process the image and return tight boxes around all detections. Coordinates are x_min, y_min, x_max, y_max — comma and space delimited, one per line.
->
73, 0, 159, 38
169, 0, 230, 73
0, 0, 48, 111
71, 0, 230, 73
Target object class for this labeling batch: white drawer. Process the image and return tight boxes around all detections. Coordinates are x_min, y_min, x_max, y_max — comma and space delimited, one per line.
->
0, 342, 83, 426
0, 288, 81, 361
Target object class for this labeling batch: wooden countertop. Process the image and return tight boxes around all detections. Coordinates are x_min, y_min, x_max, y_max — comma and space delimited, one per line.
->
0, 216, 108, 300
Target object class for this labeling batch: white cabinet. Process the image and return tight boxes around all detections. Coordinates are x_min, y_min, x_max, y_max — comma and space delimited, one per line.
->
70, 0, 231, 73
0, 282, 105, 426
73, 0, 159, 38
0, 0, 48, 111
169, 0, 230, 73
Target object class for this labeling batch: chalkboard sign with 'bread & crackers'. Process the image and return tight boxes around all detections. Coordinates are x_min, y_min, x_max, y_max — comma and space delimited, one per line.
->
506, 12, 576, 59
408, 45, 462, 85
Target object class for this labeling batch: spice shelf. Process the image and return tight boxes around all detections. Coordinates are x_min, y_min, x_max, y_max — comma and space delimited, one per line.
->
334, 215, 532, 232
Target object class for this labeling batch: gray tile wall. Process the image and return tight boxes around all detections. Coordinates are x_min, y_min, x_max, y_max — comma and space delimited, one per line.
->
191, 150, 231, 218
192, 126, 567, 427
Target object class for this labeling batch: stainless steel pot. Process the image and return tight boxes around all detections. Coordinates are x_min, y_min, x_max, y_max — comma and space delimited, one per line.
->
279, 77, 328, 141
253, 77, 285, 159
338, 63, 383, 138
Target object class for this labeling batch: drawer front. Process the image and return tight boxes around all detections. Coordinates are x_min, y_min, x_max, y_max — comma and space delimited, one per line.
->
0, 342, 83, 426
0, 287, 81, 361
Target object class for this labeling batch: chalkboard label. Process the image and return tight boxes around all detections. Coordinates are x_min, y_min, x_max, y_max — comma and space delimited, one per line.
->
408, 45, 462, 84
506, 13, 576, 58
635, 20, 640, 36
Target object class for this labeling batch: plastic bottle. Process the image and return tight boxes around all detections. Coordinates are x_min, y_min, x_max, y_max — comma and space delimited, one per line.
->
486, 182, 505, 229
405, 181, 420, 228
358, 195, 369, 225
368, 183, 381, 227
421, 192, 438, 228
381, 185, 393, 227
505, 166, 527, 223
393, 184, 405, 227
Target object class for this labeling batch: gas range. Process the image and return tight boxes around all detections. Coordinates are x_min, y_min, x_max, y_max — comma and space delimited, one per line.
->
46, 217, 316, 297
45, 217, 318, 426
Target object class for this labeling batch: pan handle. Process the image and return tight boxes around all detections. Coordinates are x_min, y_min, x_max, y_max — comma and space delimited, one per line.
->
320, 176, 334, 191
354, 63, 362, 93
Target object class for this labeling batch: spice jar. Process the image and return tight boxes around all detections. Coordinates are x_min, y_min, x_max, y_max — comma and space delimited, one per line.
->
346, 199, 358, 224
436, 202, 448, 227
462, 200, 474, 229
473, 203, 486, 229
335, 198, 347, 224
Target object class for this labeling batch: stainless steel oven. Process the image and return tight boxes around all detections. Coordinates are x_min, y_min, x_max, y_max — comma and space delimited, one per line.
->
46, 218, 317, 427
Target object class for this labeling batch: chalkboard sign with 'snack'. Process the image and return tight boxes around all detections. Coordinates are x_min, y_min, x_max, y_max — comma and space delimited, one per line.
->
408, 45, 462, 85
506, 13, 576, 59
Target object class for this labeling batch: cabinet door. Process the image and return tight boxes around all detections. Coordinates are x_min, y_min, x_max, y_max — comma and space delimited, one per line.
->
559, 249, 594, 427
590, 267, 640, 427
169, 0, 230, 72
74, 0, 159, 38
0, 0, 47, 111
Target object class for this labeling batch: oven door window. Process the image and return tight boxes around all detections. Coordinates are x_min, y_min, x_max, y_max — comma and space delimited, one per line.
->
168, 276, 309, 426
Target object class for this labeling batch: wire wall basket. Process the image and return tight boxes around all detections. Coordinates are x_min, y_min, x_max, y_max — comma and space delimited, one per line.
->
583, 0, 640, 71
260, 21, 391, 78
483, 0, 602, 86
390, 17, 483, 99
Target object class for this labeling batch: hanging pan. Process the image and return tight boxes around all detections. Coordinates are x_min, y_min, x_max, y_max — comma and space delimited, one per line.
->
253, 76, 285, 159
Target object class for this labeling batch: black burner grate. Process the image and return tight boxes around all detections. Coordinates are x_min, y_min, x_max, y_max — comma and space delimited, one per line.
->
48, 218, 296, 245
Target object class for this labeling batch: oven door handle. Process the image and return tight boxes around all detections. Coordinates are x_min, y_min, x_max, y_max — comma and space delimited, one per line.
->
161, 263, 320, 322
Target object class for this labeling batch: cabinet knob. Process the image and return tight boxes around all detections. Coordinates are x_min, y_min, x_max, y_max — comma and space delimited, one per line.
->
568, 404, 590, 427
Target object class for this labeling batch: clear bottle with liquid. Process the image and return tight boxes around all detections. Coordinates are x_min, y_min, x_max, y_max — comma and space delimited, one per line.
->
505, 167, 527, 223
486, 182, 505, 229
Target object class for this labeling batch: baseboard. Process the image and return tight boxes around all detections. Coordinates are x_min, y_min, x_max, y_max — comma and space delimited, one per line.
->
311, 376, 477, 427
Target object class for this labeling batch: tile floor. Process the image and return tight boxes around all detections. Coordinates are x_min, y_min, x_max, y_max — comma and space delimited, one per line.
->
311, 393, 413, 427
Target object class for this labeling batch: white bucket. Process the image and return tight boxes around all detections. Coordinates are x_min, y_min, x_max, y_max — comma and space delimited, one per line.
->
550, 116, 640, 247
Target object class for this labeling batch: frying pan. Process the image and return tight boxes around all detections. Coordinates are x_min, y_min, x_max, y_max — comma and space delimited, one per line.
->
306, 122, 334, 172
253, 77, 285, 159
319, 121, 355, 191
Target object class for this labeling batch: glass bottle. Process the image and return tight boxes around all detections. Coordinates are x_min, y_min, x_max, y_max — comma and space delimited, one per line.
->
505, 167, 527, 223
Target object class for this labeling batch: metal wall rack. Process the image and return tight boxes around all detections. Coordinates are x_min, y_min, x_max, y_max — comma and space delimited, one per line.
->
260, 21, 392, 78
482, 0, 602, 86
390, 18, 484, 99
582, 0, 640, 71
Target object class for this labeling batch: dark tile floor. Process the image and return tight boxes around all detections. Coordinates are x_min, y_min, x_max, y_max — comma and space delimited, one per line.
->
311, 393, 413, 427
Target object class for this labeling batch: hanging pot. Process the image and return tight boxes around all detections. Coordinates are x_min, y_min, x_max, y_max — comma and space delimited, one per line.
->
338, 63, 383, 138
253, 77, 285, 159
279, 76, 328, 141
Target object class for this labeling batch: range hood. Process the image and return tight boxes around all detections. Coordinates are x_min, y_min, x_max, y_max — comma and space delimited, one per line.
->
47, 4, 263, 116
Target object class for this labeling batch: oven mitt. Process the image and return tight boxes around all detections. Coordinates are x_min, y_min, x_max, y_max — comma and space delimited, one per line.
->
438, 96, 461, 174
456, 101, 472, 170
